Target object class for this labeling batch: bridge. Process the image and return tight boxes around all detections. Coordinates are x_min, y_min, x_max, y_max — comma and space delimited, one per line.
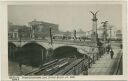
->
8, 39, 94, 49
8, 39, 122, 75
8, 39, 97, 60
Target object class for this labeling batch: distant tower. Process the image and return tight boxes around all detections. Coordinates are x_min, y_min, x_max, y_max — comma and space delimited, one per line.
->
90, 11, 99, 43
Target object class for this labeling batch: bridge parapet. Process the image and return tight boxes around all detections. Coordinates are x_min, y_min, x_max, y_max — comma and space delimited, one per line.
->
9, 40, 96, 48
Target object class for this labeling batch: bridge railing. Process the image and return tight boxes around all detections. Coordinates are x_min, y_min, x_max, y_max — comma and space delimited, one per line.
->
113, 50, 123, 75
54, 46, 105, 75
55, 56, 99, 75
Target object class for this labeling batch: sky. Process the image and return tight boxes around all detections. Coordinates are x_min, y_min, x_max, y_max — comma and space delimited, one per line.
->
8, 3, 122, 32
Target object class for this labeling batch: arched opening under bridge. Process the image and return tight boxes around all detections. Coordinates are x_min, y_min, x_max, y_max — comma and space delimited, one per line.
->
16, 42, 47, 67
53, 46, 87, 59
8, 42, 17, 61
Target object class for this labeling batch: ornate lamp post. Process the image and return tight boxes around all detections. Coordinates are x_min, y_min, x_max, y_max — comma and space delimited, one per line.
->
49, 27, 53, 46
101, 21, 108, 43
29, 19, 38, 40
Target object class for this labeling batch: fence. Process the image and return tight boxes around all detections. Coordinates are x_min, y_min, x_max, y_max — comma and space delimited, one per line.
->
113, 50, 122, 75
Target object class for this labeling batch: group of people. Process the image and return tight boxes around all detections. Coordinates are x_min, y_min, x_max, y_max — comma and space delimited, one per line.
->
97, 38, 114, 59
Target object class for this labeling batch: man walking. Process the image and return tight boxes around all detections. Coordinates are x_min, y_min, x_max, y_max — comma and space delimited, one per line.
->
110, 49, 114, 59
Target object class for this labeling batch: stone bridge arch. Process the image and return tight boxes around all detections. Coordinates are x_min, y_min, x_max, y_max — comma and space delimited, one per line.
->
8, 42, 17, 61
16, 42, 48, 67
9, 41, 51, 49
8, 42, 17, 48
53, 45, 89, 59
8, 41, 19, 47
21, 41, 51, 49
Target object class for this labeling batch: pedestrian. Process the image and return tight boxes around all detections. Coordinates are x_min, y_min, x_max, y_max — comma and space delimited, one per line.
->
110, 49, 114, 59
120, 44, 122, 49
106, 45, 110, 54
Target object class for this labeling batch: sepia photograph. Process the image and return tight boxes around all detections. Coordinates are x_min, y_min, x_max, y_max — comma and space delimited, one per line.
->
7, 2, 123, 76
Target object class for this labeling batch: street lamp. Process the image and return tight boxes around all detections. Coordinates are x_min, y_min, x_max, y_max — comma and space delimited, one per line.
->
49, 27, 53, 46
101, 21, 108, 43
29, 19, 39, 40
18, 28, 22, 47
31, 25, 37, 40
74, 30, 77, 40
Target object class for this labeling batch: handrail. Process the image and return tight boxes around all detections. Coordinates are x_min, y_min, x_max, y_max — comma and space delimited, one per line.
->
113, 50, 122, 75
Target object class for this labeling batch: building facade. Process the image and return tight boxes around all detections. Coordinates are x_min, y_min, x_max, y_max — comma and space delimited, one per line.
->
116, 30, 122, 40
8, 22, 31, 40
28, 19, 59, 39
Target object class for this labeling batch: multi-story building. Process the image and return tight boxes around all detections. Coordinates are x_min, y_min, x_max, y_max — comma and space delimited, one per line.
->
8, 22, 31, 40
76, 29, 86, 38
18, 26, 31, 40
116, 30, 122, 40
28, 19, 59, 39
8, 20, 59, 40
